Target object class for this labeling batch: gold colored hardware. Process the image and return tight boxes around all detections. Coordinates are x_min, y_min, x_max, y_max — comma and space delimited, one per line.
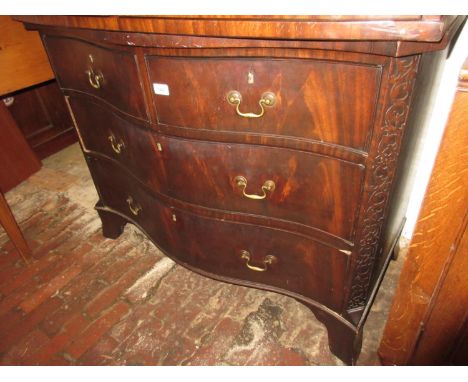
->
240, 250, 277, 272
108, 134, 125, 154
86, 67, 104, 89
172, 213, 177, 222
156, 142, 163, 152
339, 249, 352, 255
126, 196, 142, 216
85, 55, 103, 89
234, 175, 275, 200
227, 90, 276, 118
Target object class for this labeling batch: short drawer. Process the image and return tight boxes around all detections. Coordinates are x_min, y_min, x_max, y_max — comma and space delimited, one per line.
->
157, 135, 365, 242
169, 205, 349, 312
44, 35, 148, 120
146, 56, 381, 150
69, 97, 163, 191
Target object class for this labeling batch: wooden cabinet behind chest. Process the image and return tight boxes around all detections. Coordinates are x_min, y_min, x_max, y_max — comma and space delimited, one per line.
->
17, 15, 465, 365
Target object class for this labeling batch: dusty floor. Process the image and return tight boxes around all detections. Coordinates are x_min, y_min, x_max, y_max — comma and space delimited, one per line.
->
0, 143, 405, 365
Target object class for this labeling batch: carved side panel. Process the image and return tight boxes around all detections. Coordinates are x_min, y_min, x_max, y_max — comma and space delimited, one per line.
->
347, 56, 421, 310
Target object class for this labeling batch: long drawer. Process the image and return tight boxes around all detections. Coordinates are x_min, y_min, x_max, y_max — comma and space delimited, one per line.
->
146, 56, 381, 151
89, 157, 350, 312
71, 95, 364, 242
157, 134, 364, 242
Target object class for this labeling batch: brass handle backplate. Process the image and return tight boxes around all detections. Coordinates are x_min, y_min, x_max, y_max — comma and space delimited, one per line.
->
108, 134, 125, 154
227, 90, 276, 118
240, 250, 277, 272
126, 196, 142, 216
234, 175, 275, 200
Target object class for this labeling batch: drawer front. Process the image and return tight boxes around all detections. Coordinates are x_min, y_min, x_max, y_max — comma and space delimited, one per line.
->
158, 135, 364, 241
44, 35, 148, 119
169, 206, 348, 312
90, 158, 348, 312
89, 158, 178, 252
69, 97, 164, 191
146, 57, 381, 150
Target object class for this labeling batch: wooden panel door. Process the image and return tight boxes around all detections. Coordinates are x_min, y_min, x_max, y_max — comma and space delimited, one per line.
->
4, 80, 77, 159
0, 102, 41, 192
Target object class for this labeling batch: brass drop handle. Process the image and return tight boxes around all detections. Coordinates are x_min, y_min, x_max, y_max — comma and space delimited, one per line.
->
108, 134, 125, 154
85, 67, 104, 89
240, 250, 277, 272
234, 175, 275, 200
126, 196, 142, 216
227, 90, 276, 118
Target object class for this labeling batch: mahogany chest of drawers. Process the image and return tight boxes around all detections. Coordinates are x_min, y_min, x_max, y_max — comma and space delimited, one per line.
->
17, 15, 464, 364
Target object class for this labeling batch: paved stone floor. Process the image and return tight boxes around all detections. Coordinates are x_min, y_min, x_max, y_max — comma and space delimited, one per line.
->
0, 144, 406, 365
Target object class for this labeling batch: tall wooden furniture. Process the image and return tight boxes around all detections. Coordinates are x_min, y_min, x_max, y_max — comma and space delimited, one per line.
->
0, 16, 45, 192
0, 15, 51, 262
378, 58, 468, 366
17, 15, 464, 364
0, 16, 78, 261
0, 102, 39, 262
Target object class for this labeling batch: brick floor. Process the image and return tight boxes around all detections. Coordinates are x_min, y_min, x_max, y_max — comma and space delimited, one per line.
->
0, 144, 406, 365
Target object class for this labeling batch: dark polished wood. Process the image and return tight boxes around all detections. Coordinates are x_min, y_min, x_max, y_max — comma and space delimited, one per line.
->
68, 96, 163, 190
155, 134, 364, 242
14, 15, 461, 43
19, 15, 465, 365
43, 35, 149, 120
0, 102, 41, 193
4, 80, 77, 159
90, 157, 350, 313
147, 56, 381, 151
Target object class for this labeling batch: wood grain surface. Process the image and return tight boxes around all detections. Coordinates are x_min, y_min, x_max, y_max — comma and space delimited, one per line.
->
0, 102, 41, 192
0, 16, 53, 95
378, 60, 468, 365
6, 81, 77, 159
147, 56, 381, 151
16, 16, 464, 365
14, 16, 460, 43
43, 35, 149, 121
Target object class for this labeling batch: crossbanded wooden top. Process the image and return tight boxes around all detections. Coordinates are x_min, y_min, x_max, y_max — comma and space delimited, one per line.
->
15, 15, 463, 43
